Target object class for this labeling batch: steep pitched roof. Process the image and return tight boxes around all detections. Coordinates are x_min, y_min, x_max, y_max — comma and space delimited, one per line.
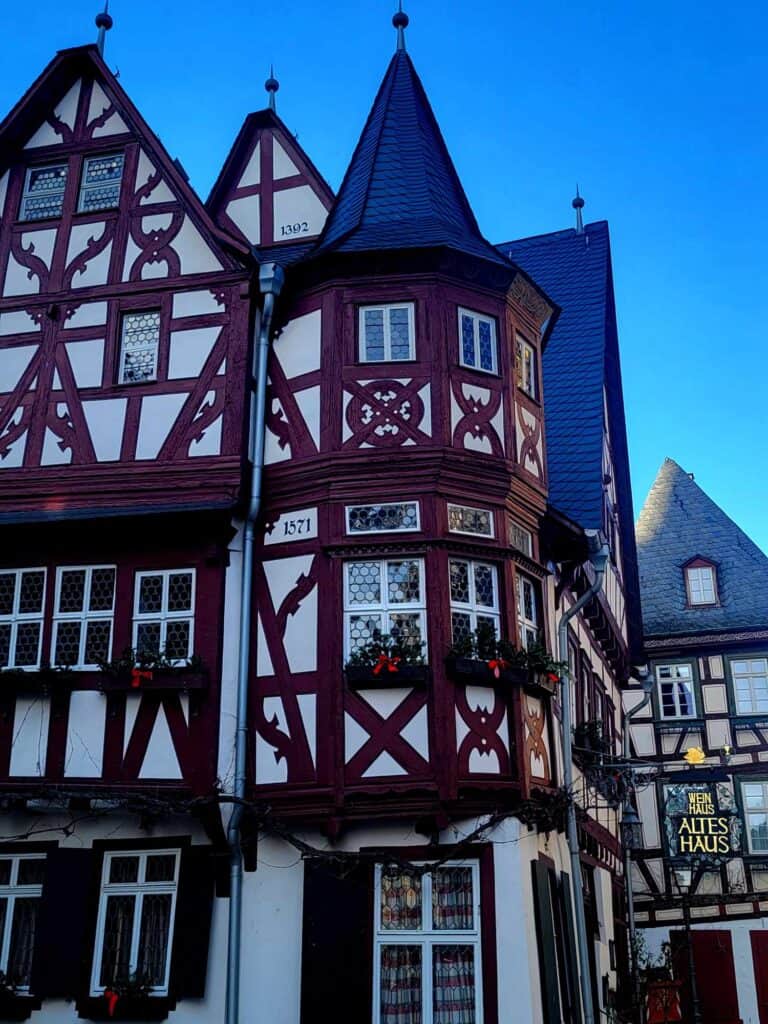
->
500, 221, 642, 654
636, 458, 768, 636
312, 50, 507, 265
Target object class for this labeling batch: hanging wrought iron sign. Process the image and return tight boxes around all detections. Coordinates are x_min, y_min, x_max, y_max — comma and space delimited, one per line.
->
663, 781, 741, 864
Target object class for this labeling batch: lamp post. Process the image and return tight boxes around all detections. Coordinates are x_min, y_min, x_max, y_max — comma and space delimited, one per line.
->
673, 866, 703, 1024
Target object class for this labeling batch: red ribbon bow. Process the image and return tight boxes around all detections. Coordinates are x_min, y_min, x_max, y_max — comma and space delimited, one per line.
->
104, 989, 119, 1017
130, 668, 153, 688
372, 654, 401, 676
547, 672, 560, 684
487, 658, 509, 679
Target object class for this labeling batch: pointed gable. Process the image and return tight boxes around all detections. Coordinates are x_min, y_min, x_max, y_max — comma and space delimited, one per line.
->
312, 50, 506, 265
207, 109, 334, 250
636, 459, 768, 636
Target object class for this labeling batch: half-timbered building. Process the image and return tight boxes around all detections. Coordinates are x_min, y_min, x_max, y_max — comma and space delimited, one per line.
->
0, 8, 642, 1023
628, 458, 768, 1023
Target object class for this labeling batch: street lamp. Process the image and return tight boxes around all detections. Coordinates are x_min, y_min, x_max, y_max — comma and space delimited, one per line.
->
673, 866, 702, 1024
621, 800, 643, 852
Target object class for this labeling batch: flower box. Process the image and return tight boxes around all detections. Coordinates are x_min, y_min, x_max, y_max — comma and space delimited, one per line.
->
77, 995, 173, 1021
345, 664, 429, 689
98, 669, 208, 694
445, 656, 528, 688
0, 991, 38, 1021
0, 669, 77, 694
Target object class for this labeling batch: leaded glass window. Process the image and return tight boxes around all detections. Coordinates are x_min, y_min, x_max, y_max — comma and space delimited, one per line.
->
52, 565, 115, 668
0, 568, 46, 670
0, 854, 45, 989
360, 304, 415, 362
91, 850, 179, 997
344, 558, 425, 658
515, 335, 537, 398
447, 504, 493, 538
656, 664, 696, 719
515, 573, 540, 650
20, 163, 68, 221
374, 862, 481, 1024
449, 558, 499, 648
133, 570, 195, 661
346, 502, 420, 534
509, 522, 533, 557
78, 153, 125, 213
119, 310, 161, 384
457, 308, 497, 373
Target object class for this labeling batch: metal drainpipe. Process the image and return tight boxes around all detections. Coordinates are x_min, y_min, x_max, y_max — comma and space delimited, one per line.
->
225, 262, 285, 1024
558, 533, 610, 1024
623, 668, 653, 1020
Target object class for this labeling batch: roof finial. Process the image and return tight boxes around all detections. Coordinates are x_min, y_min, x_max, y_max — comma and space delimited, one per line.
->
95, 0, 113, 57
265, 65, 279, 112
572, 185, 585, 234
393, 1, 409, 52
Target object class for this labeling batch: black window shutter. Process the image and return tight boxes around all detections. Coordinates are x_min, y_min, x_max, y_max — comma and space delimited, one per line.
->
531, 859, 562, 1024
300, 859, 373, 1024
169, 845, 215, 999
560, 871, 583, 1024
30, 847, 97, 999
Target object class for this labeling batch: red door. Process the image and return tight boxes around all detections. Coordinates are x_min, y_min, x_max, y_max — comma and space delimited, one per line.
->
670, 930, 741, 1024
751, 931, 768, 1024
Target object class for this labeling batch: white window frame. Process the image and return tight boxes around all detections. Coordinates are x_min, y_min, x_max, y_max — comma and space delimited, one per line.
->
742, 781, 768, 854
447, 504, 494, 539
0, 567, 46, 670
449, 558, 500, 642
118, 310, 161, 385
732, 658, 768, 716
359, 303, 415, 362
52, 565, 116, 669
458, 307, 497, 374
20, 162, 68, 221
515, 334, 538, 398
77, 152, 125, 214
345, 501, 420, 535
656, 663, 697, 719
0, 854, 45, 990
685, 564, 717, 606
372, 860, 483, 1024
343, 558, 426, 660
133, 569, 195, 661
509, 521, 533, 557
90, 849, 180, 997
516, 573, 540, 650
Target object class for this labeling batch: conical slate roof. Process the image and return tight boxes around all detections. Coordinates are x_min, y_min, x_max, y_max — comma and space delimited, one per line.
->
312, 50, 507, 265
636, 458, 768, 636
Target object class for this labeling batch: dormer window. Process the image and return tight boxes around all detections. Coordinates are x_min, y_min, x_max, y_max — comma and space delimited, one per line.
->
458, 308, 497, 373
20, 162, 68, 221
684, 559, 718, 607
359, 303, 414, 361
77, 152, 125, 213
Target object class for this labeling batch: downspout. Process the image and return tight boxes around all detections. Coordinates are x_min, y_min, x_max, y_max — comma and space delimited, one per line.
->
558, 532, 610, 1024
226, 262, 285, 1024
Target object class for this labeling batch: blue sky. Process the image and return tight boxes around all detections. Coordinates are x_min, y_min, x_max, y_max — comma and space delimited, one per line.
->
2, 0, 766, 552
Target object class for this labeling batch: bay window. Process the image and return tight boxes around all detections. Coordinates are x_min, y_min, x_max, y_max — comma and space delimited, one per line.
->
516, 573, 540, 650
0, 855, 45, 989
344, 559, 425, 657
458, 308, 497, 373
449, 559, 499, 647
359, 304, 415, 362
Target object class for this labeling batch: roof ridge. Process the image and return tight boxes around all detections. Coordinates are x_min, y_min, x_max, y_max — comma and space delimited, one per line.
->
498, 220, 609, 249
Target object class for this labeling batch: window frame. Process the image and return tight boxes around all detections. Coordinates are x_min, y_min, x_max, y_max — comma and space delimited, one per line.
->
372, 860, 483, 1024
51, 564, 116, 669
343, 557, 426, 660
684, 561, 718, 607
345, 501, 421, 535
515, 334, 538, 399
447, 504, 495, 539
0, 853, 45, 990
132, 569, 196, 662
77, 152, 125, 215
90, 848, 180, 998
0, 567, 47, 671
457, 307, 498, 374
731, 657, 768, 716
19, 162, 69, 222
516, 572, 541, 651
118, 309, 162, 386
358, 303, 416, 363
449, 557, 500, 645
741, 781, 768, 855
656, 663, 697, 719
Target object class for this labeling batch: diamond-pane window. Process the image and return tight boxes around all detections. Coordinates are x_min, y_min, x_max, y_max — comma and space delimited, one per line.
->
359, 303, 415, 362
78, 152, 124, 213
449, 559, 499, 647
344, 558, 426, 659
516, 573, 540, 650
133, 570, 195, 662
92, 850, 180, 997
52, 566, 115, 668
20, 163, 68, 221
458, 307, 497, 373
0, 568, 46, 670
0, 855, 45, 989
447, 504, 493, 538
346, 502, 420, 534
119, 310, 161, 385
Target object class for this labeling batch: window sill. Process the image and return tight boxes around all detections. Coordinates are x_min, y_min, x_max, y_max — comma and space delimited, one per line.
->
446, 656, 557, 696
77, 996, 174, 1021
0, 992, 40, 1021
345, 664, 429, 689
457, 363, 499, 378
0, 668, 78, 693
